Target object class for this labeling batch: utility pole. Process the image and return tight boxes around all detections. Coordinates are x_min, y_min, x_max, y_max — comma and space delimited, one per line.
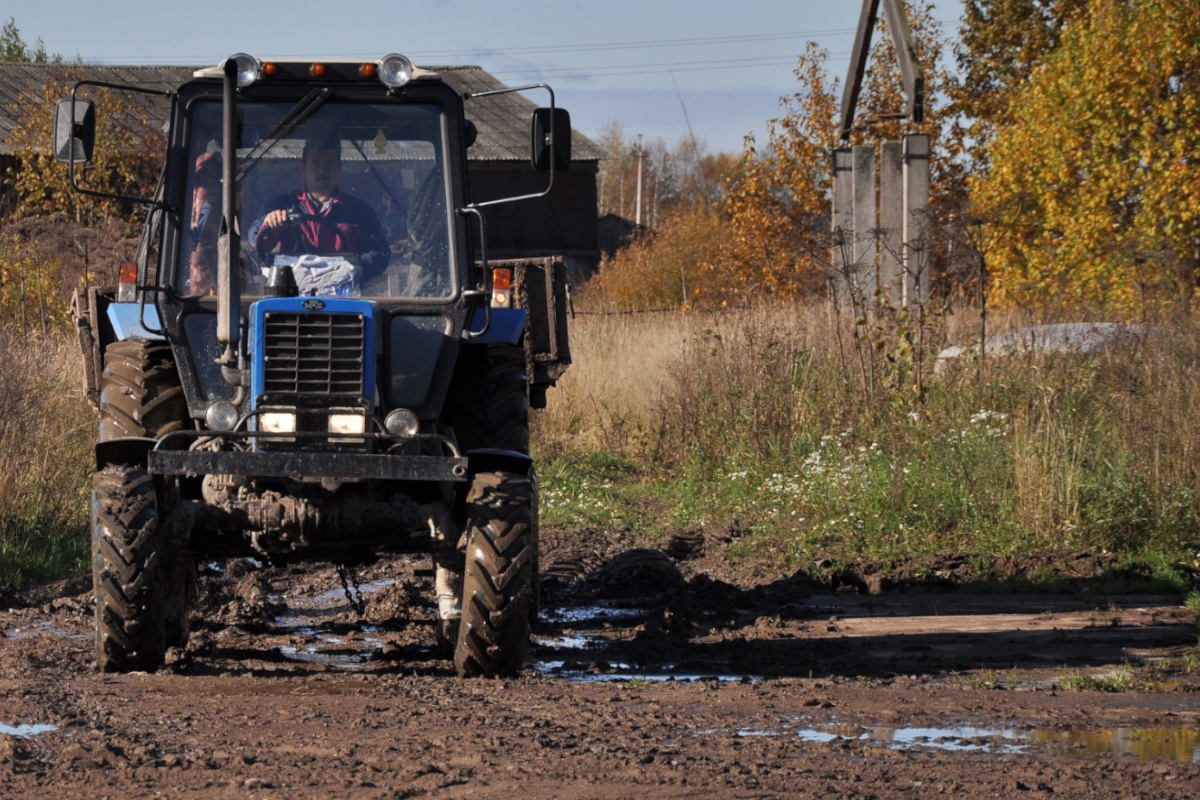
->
635, 134, 644, 227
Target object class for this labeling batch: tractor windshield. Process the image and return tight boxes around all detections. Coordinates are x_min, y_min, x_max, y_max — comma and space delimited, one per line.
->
178, 100, 454, 300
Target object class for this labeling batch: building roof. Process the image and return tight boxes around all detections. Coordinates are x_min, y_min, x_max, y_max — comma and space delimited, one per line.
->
0, 62, 603, 162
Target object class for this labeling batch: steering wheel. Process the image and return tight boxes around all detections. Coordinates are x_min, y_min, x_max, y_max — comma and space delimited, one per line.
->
256, 212, 356, 257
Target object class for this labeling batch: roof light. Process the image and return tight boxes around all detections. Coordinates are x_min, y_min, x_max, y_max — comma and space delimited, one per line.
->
261, 62, 277, 77
359, 63, 377, 78
230, 53, 260, 88
310, 62, 327, 77
379, 54, 413, 88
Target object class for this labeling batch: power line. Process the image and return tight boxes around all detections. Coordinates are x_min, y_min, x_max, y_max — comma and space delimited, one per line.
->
76, 28, 856, 65
494, 51, 852, 81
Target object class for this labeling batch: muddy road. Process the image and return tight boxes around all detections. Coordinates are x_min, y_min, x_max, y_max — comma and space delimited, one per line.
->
2, 528, 1198, 799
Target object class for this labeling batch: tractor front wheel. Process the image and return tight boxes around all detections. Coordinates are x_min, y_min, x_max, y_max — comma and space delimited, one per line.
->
454, 470, 536, 678
92, 465, 167, 673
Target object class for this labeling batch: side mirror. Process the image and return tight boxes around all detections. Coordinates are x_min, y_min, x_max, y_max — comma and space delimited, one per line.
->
463, 119, 478, 149
54, 99, 95, 163
530, 107, 571, 172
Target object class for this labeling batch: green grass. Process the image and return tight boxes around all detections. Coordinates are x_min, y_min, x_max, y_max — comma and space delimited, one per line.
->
534, 303, 1200, 584
1058, 666, 1138, 692
1185, 591, 1200, 614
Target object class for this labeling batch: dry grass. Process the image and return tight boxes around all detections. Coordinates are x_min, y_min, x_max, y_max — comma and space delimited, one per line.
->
0, 331, 95, 588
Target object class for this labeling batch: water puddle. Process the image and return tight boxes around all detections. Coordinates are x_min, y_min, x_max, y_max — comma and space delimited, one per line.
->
0, 722, 57, 738
278, 639, 382, 670
3, 621, 90, 641
541, 604, 646, 624
703, 717, 1200, 762
536, 661, 761, 683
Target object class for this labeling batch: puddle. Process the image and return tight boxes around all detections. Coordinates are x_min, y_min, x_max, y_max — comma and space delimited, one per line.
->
706, 717, 1200, 762
0, 722, 57, 738
541, 604, 646, 624
3, 621, 90, 641
279, 636, 383, 670
533, 634, 597, 651
535, 661, 761, 683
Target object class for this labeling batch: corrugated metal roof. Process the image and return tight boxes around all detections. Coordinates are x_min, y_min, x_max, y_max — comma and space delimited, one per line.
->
0, 62, 603, 162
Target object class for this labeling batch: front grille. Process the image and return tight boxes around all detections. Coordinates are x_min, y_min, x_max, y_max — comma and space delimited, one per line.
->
262, 312, 366, 396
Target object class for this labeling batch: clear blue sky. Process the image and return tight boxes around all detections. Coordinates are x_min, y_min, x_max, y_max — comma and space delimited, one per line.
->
5, 1, 964, 155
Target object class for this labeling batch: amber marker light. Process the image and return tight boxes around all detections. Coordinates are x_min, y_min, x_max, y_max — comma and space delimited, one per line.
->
310, 63, 327, 77
492, 268, 512, 290
117, 261, 138, 301
359, 63, 377, 78
261, 62, 277, 77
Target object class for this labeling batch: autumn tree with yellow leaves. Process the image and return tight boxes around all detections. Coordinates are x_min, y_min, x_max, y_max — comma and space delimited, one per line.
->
971, 0, 1200, 315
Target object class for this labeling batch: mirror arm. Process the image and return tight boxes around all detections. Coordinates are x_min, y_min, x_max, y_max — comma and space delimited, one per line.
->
464, 84, 559, 209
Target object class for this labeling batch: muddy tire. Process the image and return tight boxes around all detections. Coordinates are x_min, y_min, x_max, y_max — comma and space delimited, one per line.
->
442, 344, 529, 454
92, 465, 166, 673
98, 340, 188, 442
96, 339, 192, 648
455, 471, 535, 678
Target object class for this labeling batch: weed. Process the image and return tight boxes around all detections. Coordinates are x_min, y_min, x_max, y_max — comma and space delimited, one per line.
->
1184, 591, 1200, 614
962, 669, 1001, 689
625, 676, 651, 690
1059, 665, 1138, 692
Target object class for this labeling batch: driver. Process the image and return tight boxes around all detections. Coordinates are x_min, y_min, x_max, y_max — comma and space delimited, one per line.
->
248, 131, 390, 279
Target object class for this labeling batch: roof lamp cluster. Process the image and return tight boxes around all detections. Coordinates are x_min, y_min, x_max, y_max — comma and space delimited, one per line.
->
230, 53, 414, 89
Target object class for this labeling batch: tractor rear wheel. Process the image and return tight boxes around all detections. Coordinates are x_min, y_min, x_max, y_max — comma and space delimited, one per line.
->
98, 340, 188, 441
442, 344, 529, 454
92, 465, 167, 673
454, 470, 535, 678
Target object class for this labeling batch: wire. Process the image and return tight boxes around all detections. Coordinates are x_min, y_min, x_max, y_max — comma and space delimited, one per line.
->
78, 28, 856, 65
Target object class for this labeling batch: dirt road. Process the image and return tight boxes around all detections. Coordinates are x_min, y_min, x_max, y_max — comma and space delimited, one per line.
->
2, 529, 1198, 799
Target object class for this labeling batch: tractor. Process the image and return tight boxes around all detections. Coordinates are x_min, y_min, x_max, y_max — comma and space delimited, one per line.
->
55, 53, 572, 677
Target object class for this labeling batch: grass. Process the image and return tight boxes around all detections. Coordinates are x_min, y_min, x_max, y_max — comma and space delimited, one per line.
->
1058, 666, 1138, 692
534, 300, 1200, 586
0, 331, 95, 589
1185, 591, 1200, 614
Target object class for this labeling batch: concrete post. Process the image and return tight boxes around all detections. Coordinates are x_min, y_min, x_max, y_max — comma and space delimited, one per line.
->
832, 148, 854, 302
878, 140, 903, 306
852, 145, 876, 302
903, 134, 930, 305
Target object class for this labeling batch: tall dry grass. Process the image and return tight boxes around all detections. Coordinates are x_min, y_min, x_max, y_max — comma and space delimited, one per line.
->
0, 330, 95, 588
534, 300, 1200, 568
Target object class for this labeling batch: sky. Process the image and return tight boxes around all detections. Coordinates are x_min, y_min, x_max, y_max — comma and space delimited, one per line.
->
6, 0, 965, 156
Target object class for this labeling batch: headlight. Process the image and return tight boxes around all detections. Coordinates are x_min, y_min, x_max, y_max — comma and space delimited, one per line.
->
205, 400, 239, 431
384, 408, 420, 439
329, 412, 367, 435
230, 53, 261, 88
259, 411, 297, 433
379, 54, 414, 88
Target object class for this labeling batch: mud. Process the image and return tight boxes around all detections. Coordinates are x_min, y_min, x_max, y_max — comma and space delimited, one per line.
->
1, 528, 1198, 798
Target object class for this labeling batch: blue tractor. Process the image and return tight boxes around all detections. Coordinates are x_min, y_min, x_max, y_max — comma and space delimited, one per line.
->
56, 54, 572, 677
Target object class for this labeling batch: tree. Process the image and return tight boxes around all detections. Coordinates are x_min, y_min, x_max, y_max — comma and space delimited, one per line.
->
595, 121, 735, 227
717, 43, 840, 304
0, 18, 62, 64
971, 0, 1200, 315
6, 74, 166, 221
950, 0, 1087, 172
